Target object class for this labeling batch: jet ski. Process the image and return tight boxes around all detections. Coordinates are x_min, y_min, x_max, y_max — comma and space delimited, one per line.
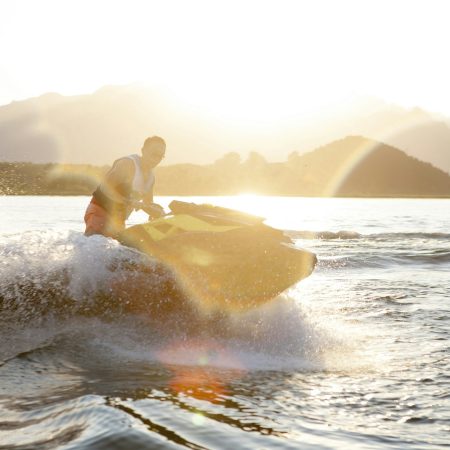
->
119, 201, 316, 311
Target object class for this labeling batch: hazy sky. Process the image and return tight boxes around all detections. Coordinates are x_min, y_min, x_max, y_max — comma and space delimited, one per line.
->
1, 0, 449, 120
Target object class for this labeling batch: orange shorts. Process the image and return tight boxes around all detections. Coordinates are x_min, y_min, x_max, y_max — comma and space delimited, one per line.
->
84, 198, 125, 238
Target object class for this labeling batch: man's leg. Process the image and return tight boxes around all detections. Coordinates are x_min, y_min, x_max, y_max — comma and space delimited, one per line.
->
84, 201, 109, 236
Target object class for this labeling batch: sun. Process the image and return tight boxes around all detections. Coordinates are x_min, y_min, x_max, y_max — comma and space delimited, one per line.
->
164, 73, 347, 124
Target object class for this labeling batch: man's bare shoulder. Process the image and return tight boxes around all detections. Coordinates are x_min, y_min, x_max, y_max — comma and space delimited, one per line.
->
106, 158, 134, 182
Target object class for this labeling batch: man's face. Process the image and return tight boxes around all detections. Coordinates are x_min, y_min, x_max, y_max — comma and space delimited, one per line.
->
142, 142, 166, 170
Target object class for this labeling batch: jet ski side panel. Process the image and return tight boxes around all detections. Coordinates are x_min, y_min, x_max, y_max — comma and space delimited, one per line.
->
120, 216, 316, 311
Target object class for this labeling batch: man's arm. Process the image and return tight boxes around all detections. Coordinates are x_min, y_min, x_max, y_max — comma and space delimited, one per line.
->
142, 190, 154, 205
140, 190, 165, 218
100, 159, 134, 204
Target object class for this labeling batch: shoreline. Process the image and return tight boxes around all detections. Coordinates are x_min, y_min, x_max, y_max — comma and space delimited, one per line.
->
1, 193, 450, 199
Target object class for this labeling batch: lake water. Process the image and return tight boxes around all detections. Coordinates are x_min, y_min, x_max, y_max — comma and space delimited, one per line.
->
0, 196, 449, 449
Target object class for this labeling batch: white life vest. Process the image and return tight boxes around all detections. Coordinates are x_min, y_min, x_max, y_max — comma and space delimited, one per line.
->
121, 154, 155, 217
124, 154, 155, 199
93, 154, 155, 218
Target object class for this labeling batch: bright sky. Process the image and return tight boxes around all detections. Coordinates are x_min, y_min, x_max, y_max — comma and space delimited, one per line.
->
1, 0, 450, 120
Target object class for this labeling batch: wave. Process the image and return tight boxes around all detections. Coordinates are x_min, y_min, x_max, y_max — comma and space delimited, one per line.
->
0, 293, 361, 374
289, 230, 450, 270
287, 230, 362, 240
1, 229, 447, 325
317, 250, 450, 270
368, 232, 450, 241
288, 230, 450, 241
0, 230, 192, 323
0, 231, 323, 356
0, 231, 364, 372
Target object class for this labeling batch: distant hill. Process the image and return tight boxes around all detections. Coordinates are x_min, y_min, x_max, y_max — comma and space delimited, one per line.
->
1, 136, 449, 197
0, 85, 253, 166
0, 85, 450, 174
289, 136, 450, 197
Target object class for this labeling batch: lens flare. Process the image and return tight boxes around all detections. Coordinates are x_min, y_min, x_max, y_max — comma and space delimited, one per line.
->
324, 137, 381, 196
157, 338, 245, 402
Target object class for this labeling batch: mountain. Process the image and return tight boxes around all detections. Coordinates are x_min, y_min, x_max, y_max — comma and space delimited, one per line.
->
288, 136, 450, 197
0, 86, 191, 165
0, 85, 450, 174
281, 98, 450, 175
0, 85, 269, 166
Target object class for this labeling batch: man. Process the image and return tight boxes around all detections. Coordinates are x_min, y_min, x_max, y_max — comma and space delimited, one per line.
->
84, 136, 166, 238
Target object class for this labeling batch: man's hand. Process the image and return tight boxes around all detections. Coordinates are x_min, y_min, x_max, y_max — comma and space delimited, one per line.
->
141, 202, 165, 219
131, 200, 144, 210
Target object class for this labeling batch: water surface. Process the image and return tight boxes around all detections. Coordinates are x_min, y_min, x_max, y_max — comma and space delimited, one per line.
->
0, 196, 449, 449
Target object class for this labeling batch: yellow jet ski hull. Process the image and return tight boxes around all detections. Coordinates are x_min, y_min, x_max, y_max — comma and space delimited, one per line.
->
119, 202, 316, 311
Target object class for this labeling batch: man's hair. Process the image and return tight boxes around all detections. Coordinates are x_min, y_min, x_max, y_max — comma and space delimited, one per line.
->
143, 136, 166, 148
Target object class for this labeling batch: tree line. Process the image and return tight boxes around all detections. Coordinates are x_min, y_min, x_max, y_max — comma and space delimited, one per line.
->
2, 137, 450, 197
0, 152, 311, 196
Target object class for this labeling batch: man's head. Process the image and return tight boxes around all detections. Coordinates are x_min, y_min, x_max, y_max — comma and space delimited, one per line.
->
141, 136, 166, 170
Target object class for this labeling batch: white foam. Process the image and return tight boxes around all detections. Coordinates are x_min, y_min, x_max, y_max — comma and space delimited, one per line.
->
0, 230, 369, 373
